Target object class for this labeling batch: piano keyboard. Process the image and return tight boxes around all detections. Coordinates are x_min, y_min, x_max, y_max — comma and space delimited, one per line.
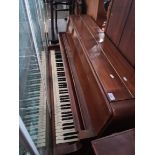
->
50, 50, 79, 144
20, 55, 46, 148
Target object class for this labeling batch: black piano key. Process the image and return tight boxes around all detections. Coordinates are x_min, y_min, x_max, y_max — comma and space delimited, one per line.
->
64, 136, 78, 140
61, 106, 71, 110
62, 113, 72, 118
61, 106, 71, 109
61, 104, 70, 107
60, 99, 70, 102
63, 132, 77, 136
58, 85, 67, 89
55, 55, 62, 60
60, 97, 69, 100
62, 117, 73, 121
59, 86, 67, 89
57, 72, 65, 77
61, 112, 72, 117
62, 122, 74, 126
60, 96, 69, 99
63, 126, 74, 130
58, 77, 66, 81
56, 63, 63, 67
61, 111, 72, 115
60, 95, 69, 98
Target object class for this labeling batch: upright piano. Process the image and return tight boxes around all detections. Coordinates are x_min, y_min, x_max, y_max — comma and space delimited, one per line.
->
46, 0, 135, 154
48, 12, 134, 155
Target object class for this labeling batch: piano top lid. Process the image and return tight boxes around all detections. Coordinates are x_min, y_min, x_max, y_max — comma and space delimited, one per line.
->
80, 15, 135, 97
69, 15, 134, 102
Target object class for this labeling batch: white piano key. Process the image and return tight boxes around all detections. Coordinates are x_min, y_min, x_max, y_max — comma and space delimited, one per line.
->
56, 138, 79, 144
55, 120, 74, 125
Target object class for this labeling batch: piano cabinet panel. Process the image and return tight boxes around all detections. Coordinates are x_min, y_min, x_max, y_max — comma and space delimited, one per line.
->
101, 36, 135, 97
118, 0, 135, 67
105, 0, 133, 46
104, 99, 135, 135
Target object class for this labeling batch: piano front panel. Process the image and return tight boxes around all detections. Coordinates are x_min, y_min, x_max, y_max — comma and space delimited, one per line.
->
61, 32, 112, 135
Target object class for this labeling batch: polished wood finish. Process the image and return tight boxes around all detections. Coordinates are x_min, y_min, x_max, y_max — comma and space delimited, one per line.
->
119, 0, 135, 67
69, 15, 134, 99
105, 0, 135, 67
105, 0, 133, 46
78, 15, 135, 97
91, 129, 135, 155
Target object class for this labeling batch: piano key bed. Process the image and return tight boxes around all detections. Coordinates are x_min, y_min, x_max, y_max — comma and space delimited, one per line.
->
50, 50, 79, 144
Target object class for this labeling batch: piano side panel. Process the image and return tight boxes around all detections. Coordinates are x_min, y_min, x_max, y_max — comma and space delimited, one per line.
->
105, 0, 133, 46
104, 99, 135, 134
118, 0, 135, 67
